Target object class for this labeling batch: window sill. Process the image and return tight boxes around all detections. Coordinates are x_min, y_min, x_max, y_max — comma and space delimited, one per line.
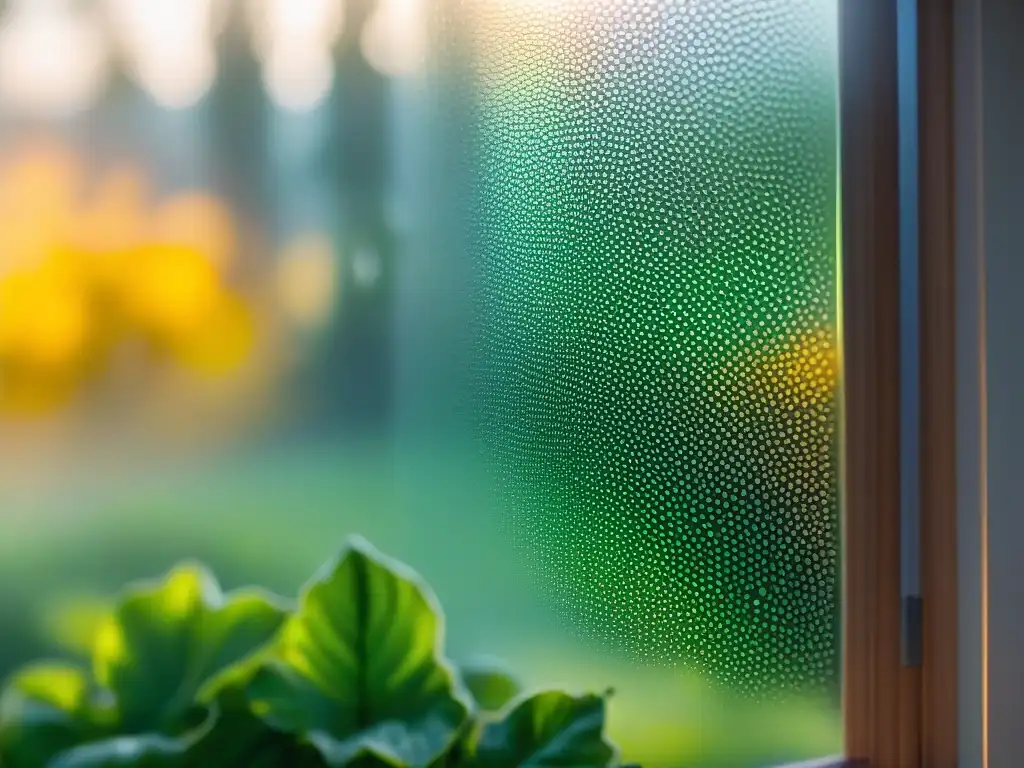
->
773, 758, 860, 768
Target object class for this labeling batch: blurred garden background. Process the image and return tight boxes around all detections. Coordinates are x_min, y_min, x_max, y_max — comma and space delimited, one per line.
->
0, 1, 842, 766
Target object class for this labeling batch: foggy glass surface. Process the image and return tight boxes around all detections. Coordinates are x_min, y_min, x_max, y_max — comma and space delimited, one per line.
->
0, 2, 840, 765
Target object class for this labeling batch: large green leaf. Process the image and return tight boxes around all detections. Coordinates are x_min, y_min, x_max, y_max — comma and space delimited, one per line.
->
245, 537, 471, 767
47, 733, 185, 768
180, 688, 326, 768
0, 564, 289, 767
92, 563, 288, 734
472, 692, 616, 768
39, 594, 113, 659
0, 663, 110, 768
47, 688, 326, 768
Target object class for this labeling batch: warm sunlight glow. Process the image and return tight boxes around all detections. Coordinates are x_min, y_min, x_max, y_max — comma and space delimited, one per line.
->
134, 47, 218, 110
105, 0, 221, 108
247, 0, 344, 58
262, 46, 335, 112
248, 0, 344, 112
0, 0, 109, 118
495, 0, 585, 10
361, 0, 428, 79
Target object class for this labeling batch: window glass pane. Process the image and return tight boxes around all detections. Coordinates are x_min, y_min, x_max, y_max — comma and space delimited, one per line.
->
0, 1, 840, 766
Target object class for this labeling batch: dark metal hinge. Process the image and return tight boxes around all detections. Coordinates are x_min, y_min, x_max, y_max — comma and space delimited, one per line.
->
901, 595, 923, 667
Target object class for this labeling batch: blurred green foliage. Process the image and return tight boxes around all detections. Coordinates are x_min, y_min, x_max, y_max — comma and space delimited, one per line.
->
0, 538, 625, 768
0, 443, 842, 768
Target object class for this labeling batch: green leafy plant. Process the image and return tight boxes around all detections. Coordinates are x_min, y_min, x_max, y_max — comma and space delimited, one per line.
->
0, 537, 630, 768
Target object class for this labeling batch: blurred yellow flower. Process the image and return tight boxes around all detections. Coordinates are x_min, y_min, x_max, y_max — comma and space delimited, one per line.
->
735, 329, 840, 413
150, 192, 237, 272
0, 366, 80, 415
170, 292, 256, 377
0, 262, 91, 370
0, 139, 257, 416
124, 244, 222, 342
772, 329, 840, 411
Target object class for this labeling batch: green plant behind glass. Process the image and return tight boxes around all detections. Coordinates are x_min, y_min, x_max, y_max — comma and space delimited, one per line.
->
0, 537, 629, 768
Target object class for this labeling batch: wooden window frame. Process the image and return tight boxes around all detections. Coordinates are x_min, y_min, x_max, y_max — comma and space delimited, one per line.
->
835, 0, 958, 767
917, 2, 958, 766
839, 0, 914, 764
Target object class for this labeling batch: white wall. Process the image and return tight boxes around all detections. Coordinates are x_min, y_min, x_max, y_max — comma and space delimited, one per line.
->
957, 0, 1024, 765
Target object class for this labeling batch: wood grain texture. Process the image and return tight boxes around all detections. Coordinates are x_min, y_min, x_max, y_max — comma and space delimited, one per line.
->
839, 0, 920, 765
918, 1, 959, 766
